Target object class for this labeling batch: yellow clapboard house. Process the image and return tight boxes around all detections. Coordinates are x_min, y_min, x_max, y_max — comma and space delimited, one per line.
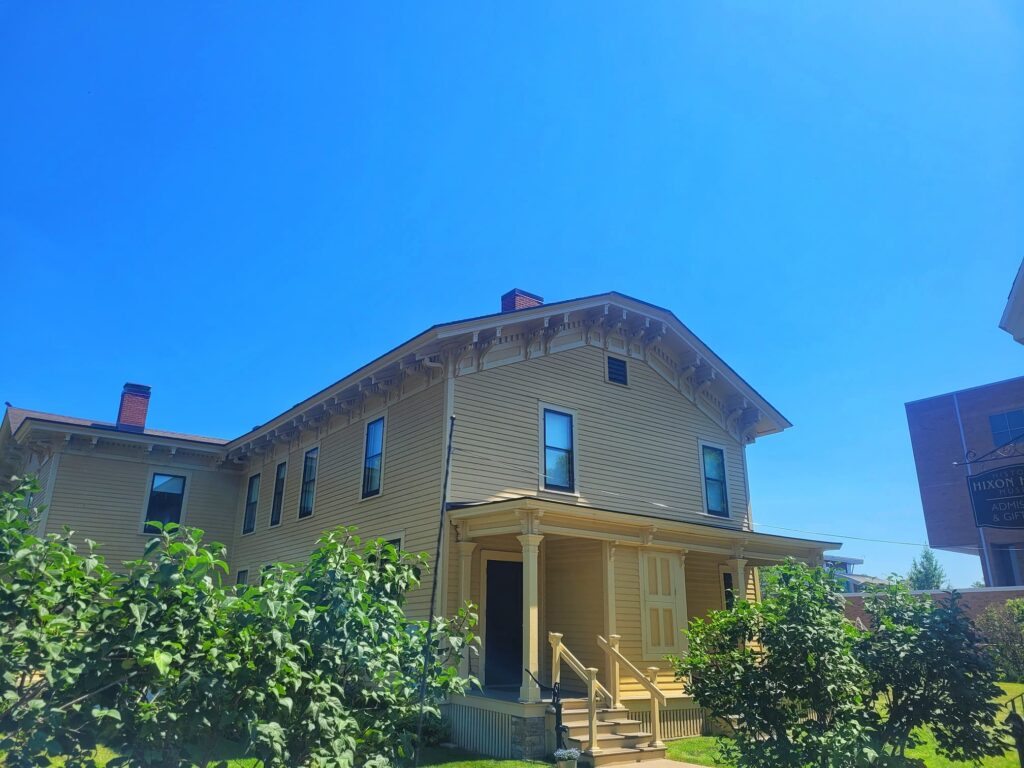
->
1, 289, 836, 764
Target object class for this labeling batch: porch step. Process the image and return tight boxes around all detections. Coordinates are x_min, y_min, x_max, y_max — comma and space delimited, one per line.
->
578, 745, 668, 767
568, 732, 654, 750
561, 708, 630, 720
562, 718, 643, 738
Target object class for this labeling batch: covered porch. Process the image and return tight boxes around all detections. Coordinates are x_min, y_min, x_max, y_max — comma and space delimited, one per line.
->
442, 497, 836, 760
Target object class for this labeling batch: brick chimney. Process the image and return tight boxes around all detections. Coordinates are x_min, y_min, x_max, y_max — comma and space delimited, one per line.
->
501, 288, 544, 313
116, 383, 151, 433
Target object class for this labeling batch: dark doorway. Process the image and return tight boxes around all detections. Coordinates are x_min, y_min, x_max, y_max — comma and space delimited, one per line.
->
485, 559, 523, 688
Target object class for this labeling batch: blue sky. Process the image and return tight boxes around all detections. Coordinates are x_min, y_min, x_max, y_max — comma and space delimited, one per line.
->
2, 3, 1022, 586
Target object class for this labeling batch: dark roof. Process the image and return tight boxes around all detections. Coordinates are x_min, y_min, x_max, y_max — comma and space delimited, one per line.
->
229, 290, 791, 447
6, 407, 228, 446
9, 291, 790, 451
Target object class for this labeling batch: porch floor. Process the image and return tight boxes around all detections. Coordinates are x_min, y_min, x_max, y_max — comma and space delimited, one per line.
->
464, 685, 587, 702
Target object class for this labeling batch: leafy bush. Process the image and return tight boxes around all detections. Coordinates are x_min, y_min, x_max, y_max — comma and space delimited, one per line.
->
0, 476, 477, 767
977, 598, 1024, 682
673, 560, 1007, 768
857, 582, 1004, 763
673, 562, 869, 768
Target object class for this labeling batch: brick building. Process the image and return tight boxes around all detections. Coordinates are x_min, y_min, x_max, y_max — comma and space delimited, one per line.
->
905, 262, 1024, 586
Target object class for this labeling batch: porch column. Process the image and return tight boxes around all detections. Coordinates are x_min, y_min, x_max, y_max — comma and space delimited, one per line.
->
456, 541, 477, 677
728, 557, 747, 602
517, 533, 544, 703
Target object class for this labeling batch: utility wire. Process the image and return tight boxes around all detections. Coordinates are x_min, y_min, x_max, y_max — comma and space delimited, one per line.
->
451, 445, 1023, 554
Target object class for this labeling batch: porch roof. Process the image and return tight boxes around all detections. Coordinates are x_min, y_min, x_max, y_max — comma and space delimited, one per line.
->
448, 496, 839, 563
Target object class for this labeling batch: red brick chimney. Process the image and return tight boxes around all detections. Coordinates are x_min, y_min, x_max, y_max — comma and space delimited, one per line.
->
117, 383, 151, 433
501, 288, 544, 313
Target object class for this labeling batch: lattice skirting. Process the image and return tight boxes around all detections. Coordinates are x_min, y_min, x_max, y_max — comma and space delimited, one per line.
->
443, 703, 515, 759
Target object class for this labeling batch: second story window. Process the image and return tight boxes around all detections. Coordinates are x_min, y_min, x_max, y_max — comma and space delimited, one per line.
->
543, 408, 575, 493
144, 473, 186, 533
242, 473, 260, 534
990, 409, 1024, 448
362, 417, 385, 498
701, 444, 728, 517
269, 461, 286, 527
298, 447, 319, 519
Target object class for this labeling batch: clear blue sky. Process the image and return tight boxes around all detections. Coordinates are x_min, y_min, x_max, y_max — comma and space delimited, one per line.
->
2, 3, 1022, 586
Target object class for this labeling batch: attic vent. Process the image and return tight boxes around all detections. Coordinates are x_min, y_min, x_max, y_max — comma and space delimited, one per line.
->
607, 356, 628, 386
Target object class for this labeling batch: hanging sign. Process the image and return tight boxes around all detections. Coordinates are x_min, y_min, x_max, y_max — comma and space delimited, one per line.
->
968, 464, 1024, 528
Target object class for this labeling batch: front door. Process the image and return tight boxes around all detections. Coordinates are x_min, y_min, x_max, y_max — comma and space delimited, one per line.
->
485, 559, 523, 688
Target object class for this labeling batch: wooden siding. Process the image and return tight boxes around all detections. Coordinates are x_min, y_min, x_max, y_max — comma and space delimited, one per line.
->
542, 537, 604, 685
450, 344, 748, 527
44, 451, 237, 568
230, 381, 445, 619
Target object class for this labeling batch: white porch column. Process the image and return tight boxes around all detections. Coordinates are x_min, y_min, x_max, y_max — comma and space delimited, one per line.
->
728, 557, 747, 602
456, 540, 477, 677
518, 533, 544, 703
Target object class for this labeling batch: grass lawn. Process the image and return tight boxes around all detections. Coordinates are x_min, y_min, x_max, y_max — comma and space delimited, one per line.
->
32, 684, 1024, 767
668, 682, 1024, 768
43, 744, 542, 767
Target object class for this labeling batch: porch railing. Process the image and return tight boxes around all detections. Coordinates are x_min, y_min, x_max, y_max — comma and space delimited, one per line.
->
597, 634, 667, 748
548, 632, 612, 752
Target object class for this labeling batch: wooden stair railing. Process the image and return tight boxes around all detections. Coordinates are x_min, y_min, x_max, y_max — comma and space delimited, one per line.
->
549, 632, 613, 752
597, 634, 668, 748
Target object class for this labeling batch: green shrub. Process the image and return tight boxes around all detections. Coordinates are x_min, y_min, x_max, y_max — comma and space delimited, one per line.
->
0, 476, 477, 767
857, 582, 1005, 762
977, 598, 1024, 682
673, 560, 1007, 768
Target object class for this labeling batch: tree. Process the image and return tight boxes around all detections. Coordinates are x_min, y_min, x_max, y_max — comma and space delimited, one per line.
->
905, 548, 945, 590
675, 560, 1007, 768
0, 476, 477, 768
857, 582, 1005, 762
977, 598, 1024, 682
672, 561, 869, 768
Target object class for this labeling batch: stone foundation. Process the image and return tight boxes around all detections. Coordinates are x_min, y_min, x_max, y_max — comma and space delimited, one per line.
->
510, 714, 547, 759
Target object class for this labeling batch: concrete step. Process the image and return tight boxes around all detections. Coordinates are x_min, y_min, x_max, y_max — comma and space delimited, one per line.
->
579, 745, 668, 767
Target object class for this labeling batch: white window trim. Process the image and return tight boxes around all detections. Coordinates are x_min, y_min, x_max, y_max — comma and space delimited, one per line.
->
138, 467, 193, 535
268, 460, 287, 528
604, 353, 630, 387
359, 413, 387, 501
296, 441, 321, 521
697, 439, 730, 519
241, 471, 261, 536
236, 569, 250, 586
639, 549, 687, 659
479, 549, 524, 687
537, 402, 580, 497
377, 531, 405, 550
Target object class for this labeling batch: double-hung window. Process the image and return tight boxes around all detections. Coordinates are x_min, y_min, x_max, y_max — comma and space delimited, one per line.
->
543, 408, 575, 493
362, 417, 385, 498
242, 473, 260, 534
143, 473, 187, 533
701, 444, 728, 517
990, 409, 1024, 448
269, 461, 286, 527
298, 447, 319, 519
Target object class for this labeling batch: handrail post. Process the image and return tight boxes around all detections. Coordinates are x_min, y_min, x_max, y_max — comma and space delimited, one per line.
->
549, 632, 563, 688
607, 634, 622, 709
586, 667, 602, 753
646, 666, 663, 748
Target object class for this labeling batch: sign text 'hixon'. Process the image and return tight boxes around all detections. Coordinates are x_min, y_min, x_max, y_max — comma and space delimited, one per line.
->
968, 464, 1024, 529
